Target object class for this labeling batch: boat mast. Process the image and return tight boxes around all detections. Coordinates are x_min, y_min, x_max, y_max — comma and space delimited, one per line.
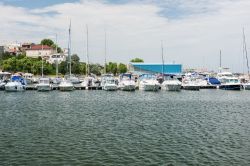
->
161, 40, 165, 80
219, 50, 222, 73
68, 20, 72, 77
86, 25, 90, 75
55, 33, 58, 78
243, 28, 250, 77
104, 29, 107, 74
42, 44, 44, 78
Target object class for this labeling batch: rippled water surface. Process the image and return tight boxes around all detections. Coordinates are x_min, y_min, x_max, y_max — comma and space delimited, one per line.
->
0, 90, 250, 165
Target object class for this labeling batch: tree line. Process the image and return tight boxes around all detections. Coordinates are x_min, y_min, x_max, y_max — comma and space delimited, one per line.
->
0, 53, 130, 76
0, 38, 144, 76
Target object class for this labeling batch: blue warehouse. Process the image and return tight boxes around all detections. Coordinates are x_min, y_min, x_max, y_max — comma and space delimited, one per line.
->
129, 63, 182, 75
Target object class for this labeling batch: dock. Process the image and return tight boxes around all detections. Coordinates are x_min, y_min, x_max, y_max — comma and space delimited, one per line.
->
24, 84, 102, 90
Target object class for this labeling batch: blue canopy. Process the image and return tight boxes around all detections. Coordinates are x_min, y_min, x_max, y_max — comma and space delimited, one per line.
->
11, 76, 27, 85
207, 77, 220, 85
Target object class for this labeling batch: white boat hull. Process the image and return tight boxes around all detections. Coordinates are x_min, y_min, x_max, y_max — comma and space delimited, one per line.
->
103, 85, 118, 91
5, 82, 25, 92
139, 84, 160, 91
37, 84, 52, 91
243, 83, 250, 90
165, 84, 182, 91
120, 85, 136, 91
59, 86, 74, 91
59, 81, 74, 91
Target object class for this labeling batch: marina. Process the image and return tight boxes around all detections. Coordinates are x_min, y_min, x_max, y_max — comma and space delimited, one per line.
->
1, 89, 250, 165
1, 0, 250, 165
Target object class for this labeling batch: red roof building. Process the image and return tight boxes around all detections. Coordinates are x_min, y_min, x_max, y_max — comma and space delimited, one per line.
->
27, 44, 53, 50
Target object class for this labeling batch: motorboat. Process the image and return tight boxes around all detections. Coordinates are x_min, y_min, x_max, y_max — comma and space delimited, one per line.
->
243, 82, 250, 90
182, 81, 200, 91
138, 74, 160, 91
0, 80, 5, 90
58, 79, 74, 91
162, 74, 182, 91
118, 73, 136, 91
5, 75, 26, 92
23, 73, 34, 84
182, 74, 200, 91
101, 74, 118, 91
36, 77, 52, 91
85, 74, 101, 89
0, 72, 11, 90
65, 74, 81, 84
52, 77, 62, 84
217, 72, 241, 90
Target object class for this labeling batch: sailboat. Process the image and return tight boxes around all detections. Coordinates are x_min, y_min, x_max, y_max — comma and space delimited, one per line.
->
59, 21, 74, 91
36, 52, 52, 91
52, 34, 62, 84
160, 41, 182, 91
100, 30, 118, 91
242, 28, 250, 90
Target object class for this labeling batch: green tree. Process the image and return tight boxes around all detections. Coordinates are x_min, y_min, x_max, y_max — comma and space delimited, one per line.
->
0, 52, 12, 60
41, 39, 54, 47
71, 54, 80, 63
130, 58, 144, 63
118, 63, 127, 74
106, 62, 118, 75
90, 63, 103, 76
41, 39, 63, 53
59, 61, 68, 75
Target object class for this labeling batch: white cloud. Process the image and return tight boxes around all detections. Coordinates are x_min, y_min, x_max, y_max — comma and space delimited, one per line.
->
0, 0, 250, 72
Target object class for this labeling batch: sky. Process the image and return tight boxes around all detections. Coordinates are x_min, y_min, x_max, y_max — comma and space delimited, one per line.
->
0, 0, 250, 72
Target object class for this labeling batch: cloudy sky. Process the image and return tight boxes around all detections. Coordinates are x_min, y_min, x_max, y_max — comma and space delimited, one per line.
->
0, 0, 250, 72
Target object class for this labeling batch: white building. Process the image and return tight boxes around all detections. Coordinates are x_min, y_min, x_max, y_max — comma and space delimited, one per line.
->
3, 43, 22, 55
26, 45, 55, 58
48, 53, 67, 64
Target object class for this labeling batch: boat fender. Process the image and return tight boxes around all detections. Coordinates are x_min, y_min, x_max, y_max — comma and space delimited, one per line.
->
15, 86, 17, 90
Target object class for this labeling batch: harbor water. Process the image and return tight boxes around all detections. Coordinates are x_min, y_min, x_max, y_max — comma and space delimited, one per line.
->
0, 90, 250, 165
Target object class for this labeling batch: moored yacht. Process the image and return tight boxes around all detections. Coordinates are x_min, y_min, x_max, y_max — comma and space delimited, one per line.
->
36, 77, 52, 91
0, 72, 11, 90
59, 79, 74, 91
23, 73, 34, 84
138, 74, 160, 91
217, 72, 241, 90
118, 73, 136, 91
101, 74, 118, 91
243, 82, 250, 90
162, 75, 182, 91
5, 75, 26, 92
65, 74, 81, 84
182, 74, 200, 91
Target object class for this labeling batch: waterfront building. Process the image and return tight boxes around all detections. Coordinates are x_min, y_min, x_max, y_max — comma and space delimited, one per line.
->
129, 63, 182, 75
3, 43, 22, 55
26, 45, 55, 58
48, 53, 67, 64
